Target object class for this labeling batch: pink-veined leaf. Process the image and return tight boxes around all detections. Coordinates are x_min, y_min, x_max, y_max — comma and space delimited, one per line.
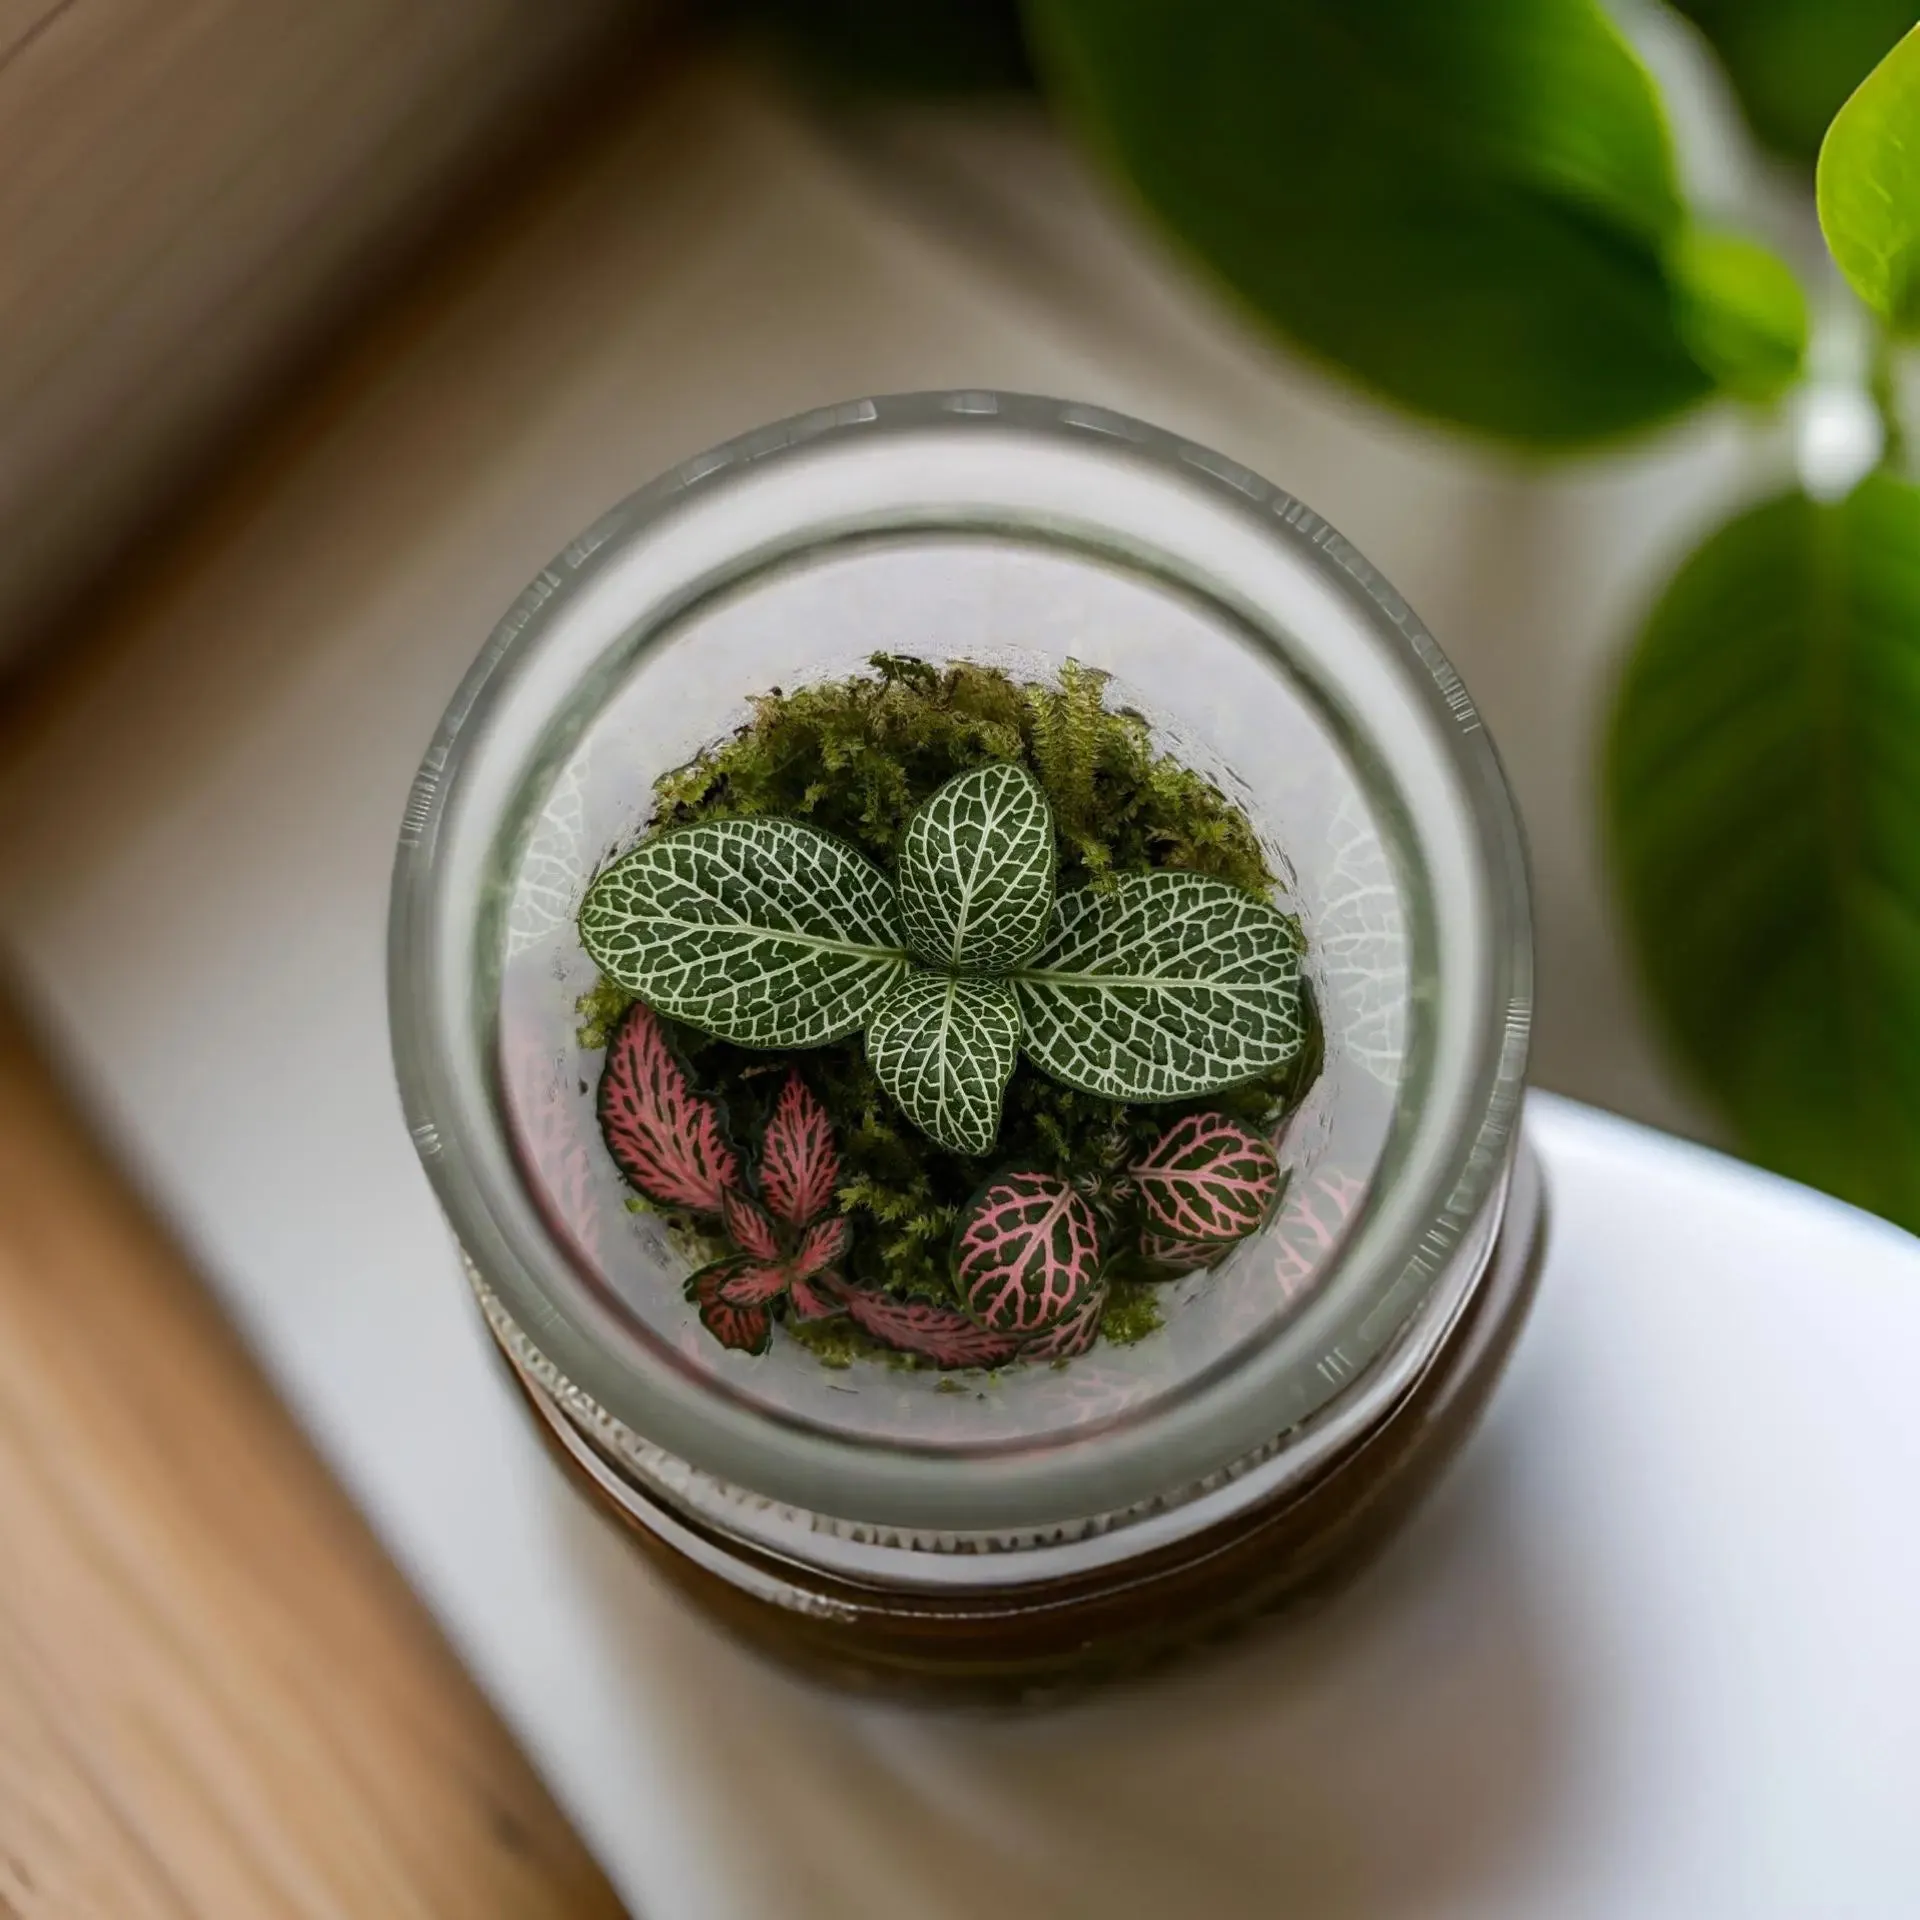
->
953, 1170, 1102, 1336
721, 1189, 783, 1263
1023, 1283, 1108, 1361
1131, 1112, 1281, 1245
1271, 1168, 1367, 1296
788, 1273, 845, 1322
760, 1071, 839, 1227
598, 1005, 741, 1213
503, 1034, 603, 1261
716, 1261, 796, 1307
1139, 1228, 1228, 1273
690, 1258, 772, 1354
837, 1286, 1023, 1368
791, 1214, 851, 1280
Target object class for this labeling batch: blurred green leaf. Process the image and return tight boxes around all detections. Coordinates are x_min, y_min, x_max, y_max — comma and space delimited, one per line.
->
746, 0, 1034, 94
1670, 0, 1918, 167
1028, 0, 1801, 448
1607, 476, 1920, 1232
1666, 227, 1809, 401
1817, 25, 1920, 331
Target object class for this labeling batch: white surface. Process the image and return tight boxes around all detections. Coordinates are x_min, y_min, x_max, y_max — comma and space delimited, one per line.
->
3, 61, 1918, 1919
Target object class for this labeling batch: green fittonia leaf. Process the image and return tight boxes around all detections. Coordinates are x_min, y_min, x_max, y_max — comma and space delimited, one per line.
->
579, 817, 907, 1047
1606, 476, 1920, 1232
1817, 24, 1920, 332
866, 971, 1022, 1155
1016, 871, 1305, 1100
581, 745, 1306, 1149
896, 762, 1057, 972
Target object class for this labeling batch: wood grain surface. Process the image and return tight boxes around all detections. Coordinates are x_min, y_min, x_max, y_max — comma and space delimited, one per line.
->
0, 997, 626, 1918
0, 0, 648, 664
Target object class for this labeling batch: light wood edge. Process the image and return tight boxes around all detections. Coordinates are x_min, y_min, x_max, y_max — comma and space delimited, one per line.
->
0, 991, 627, 1917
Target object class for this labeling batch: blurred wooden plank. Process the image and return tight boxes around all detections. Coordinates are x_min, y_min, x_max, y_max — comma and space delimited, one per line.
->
0, 0, 657, 667
0, 995, 627, 1918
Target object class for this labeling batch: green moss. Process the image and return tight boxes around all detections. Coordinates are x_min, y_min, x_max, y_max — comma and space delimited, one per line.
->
1099, 1277, 1165, 1346
575, 976, 636, 1050
787, 1313, 969, 1374
651, 654, 1273, 895
609, 655, 1316, 1311
785, 1316, 870, 1369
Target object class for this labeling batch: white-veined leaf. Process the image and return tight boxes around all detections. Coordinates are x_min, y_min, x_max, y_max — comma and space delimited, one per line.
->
866, 969, 1021, 1155
507, 761, 586, 957
579, 818, 907, 1048
1015, 871, 1303, 1100
896, 761, 1057, 972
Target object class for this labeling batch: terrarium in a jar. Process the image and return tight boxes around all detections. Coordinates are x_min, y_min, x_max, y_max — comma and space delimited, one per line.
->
390, 393, 1541, 1701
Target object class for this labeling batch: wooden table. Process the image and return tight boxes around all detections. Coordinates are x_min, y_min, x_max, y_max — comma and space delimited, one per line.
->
0, 998, 624, 1916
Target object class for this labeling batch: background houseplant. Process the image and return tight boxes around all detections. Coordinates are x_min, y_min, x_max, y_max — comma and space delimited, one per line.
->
742, 0, 1920, 1236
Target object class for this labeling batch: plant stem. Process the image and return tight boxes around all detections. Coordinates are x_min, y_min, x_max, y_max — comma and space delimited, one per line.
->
1868, 319, 1908, 473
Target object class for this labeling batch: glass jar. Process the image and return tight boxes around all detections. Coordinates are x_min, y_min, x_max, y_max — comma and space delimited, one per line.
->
389, 392, 1540, 1702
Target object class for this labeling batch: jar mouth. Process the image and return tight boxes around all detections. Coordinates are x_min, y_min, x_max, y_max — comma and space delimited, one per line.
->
389, 392, 1533, 1533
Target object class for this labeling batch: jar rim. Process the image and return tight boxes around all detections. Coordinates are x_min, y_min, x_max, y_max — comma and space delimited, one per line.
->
388, 392, 1533, 1532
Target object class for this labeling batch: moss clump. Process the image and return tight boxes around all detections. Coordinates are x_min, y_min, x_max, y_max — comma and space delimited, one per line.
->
785, 1316, 869, 1370
787, 1313, 949, 1373
652, 654, 1273, 896
575, 975, 636, 1050
1099, 1277, 1165, 1346
615, 655, 1315, 1310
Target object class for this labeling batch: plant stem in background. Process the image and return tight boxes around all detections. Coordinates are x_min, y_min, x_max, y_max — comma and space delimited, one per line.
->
1869, 320, 1909, 474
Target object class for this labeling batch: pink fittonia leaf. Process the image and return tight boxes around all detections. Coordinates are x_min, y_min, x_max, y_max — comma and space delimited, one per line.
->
791, 1214, 851, 1280
721, 1190, 782, 1263
759, 1072, 839, 1228
1139, 1228, 1229, 1273
1271, 1168, 1367, 1296
598, 1005, 741, 1214
717, 1261, 795, 1307
788, 1273, 844, 1322
953, 1171, 1102, 1337
838, 1286, 1023, 1369
1022, 1283, 1107, 1361
503, 1034, 603, 1262
689, 1259, 772, 1354
1130, 1112, 1282, 1246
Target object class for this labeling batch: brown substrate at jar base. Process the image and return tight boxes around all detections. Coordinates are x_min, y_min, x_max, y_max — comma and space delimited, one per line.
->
502, 1169, 1546, 1705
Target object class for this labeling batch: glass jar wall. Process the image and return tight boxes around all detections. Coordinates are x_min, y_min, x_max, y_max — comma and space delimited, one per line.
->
389, 393, 1539, 1700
